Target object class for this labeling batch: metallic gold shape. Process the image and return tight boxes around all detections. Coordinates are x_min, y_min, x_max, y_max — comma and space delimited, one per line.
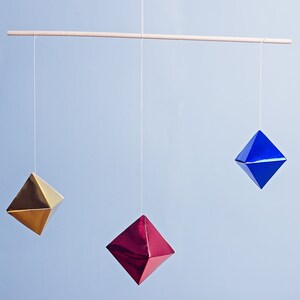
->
7, 173, 49, 211
7, 173, 64, 235
8, 209, 51, 235
44, 202, 63, 228
34, 174, 63, 208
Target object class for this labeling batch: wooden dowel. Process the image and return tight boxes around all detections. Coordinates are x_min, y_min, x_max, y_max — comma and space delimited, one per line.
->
7, 31, 292, 44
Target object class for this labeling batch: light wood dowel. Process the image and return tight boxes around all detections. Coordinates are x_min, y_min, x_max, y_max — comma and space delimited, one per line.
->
7, 31, 292, 44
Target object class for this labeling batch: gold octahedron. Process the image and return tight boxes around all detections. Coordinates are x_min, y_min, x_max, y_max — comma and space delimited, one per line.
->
7, 173, 64, 235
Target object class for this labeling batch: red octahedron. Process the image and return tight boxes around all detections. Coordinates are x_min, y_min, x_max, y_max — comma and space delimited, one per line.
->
106, 215, 175, 285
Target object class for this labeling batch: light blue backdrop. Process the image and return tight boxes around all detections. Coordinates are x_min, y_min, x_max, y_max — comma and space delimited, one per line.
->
0, 1, 299, 299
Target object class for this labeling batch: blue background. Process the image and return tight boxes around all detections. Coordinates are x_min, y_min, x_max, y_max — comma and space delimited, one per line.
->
0, 1, 298, 299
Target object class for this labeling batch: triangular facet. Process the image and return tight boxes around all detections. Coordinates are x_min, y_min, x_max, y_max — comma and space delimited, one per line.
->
236, 161, 260, 187
44, 202, 63, 227
33, 173, 64, 208
144, 216, 175, 257
236, 131, 286, 163
107, 216, 150, 258
246, 131, 285, 163
236, 131, 259, 163
247, 160, 286, 189
139, 254, 173, 284
7, 173, 49, 211
8, 208, 51, 235
108, 248, 148, 284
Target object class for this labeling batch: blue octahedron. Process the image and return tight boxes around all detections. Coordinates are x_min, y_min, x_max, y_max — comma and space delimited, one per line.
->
235, 130, 287, 189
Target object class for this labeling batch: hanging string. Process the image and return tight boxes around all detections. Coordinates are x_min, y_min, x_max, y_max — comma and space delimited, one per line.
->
140, 0, 144, 215
33, 35, 37, 173
259, 39, 264, 129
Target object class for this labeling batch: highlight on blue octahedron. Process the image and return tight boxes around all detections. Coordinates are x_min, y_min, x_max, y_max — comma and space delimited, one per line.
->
235, 130, 287, 189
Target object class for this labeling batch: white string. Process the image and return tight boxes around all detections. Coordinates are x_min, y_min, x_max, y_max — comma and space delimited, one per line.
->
259, 39, 263, 130
33, 35, 37, 173
140, 0, 144, 215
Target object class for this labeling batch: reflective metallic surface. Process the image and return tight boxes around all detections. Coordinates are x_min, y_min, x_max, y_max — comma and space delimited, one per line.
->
235, 130, 287, 189
106, 215, 175, 285
7, 173, 64, 235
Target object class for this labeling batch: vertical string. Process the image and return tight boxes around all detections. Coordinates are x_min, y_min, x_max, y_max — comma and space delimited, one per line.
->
140, 0, 144, 215
259, 40, 263, 130
33, 35, 37, 173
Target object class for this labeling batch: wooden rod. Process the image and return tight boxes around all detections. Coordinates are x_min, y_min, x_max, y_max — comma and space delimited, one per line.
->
7, 31, 292, 44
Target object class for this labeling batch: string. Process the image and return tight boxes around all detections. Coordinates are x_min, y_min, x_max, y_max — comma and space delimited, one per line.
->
259, 39, 264, 130
140, 0, 144, 215
33, 35, 37, 173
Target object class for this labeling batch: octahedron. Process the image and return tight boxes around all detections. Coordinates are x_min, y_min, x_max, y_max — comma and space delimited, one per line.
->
235, 130, 287, 189
106, 215, 175, 285
7, 173, 64, 235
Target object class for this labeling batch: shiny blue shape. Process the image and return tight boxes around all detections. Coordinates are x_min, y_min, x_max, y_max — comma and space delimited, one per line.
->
235, 130, 287, 189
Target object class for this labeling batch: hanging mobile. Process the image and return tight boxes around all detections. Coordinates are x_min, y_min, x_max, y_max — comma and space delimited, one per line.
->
106, 0, 175, 285
235, 41, 287, 189
7, 36, 64, 235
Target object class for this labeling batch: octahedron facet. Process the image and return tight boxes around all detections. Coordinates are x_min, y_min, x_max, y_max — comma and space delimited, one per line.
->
235, 130, 287, 189
106, 215, 175, 285
7, 173, 64, 235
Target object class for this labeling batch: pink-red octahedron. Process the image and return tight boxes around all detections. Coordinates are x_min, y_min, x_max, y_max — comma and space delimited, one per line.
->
106, 215, 175, 285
